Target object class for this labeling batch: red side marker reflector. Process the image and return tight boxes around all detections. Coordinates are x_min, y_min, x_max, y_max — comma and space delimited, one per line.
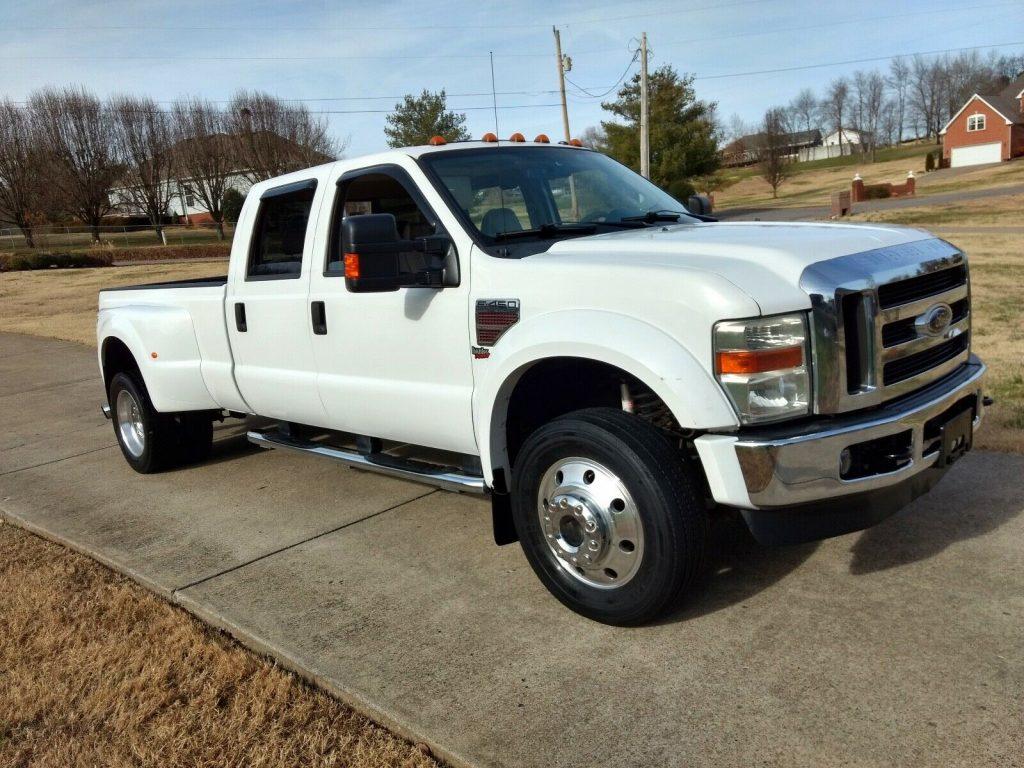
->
716, 346, 803, 375
344, 252, 360, 278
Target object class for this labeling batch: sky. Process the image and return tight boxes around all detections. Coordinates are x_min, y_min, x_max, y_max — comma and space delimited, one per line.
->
1, 0, 1022, 157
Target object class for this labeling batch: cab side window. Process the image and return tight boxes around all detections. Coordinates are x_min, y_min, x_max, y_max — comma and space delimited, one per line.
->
327, 171, 438, 276
248, 182, 316, 279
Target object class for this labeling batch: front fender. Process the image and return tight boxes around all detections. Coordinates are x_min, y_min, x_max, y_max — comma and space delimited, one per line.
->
472, 309, 739, 482
98, 305, 218, 412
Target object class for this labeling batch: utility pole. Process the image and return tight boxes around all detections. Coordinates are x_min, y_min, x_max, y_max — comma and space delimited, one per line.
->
553, 26, 571, 143
639, 32, 650, 179
553, 26, 578, 218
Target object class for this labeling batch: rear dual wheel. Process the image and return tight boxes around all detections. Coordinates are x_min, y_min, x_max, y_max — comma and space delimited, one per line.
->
512, 408, 707, 625
109, 372, 212, 474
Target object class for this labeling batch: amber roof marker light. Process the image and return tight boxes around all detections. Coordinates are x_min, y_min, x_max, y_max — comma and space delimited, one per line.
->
509, 132, 526, 142
482, 132, 498, 142
534, 134, 550, 143
568, 138, 583, 147
428, 135, 447, 146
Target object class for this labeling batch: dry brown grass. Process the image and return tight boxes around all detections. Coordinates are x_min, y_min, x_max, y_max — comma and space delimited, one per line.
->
0, 263, 222, 346
0, 522, 440, 768
850, 194, 1024, 226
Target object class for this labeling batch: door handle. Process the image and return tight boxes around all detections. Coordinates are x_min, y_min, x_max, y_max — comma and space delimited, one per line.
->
311, 301, 327, 335
234, 302, 247, 332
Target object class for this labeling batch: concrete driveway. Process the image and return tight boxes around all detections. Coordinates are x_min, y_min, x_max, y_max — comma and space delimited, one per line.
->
2, 332, 1022, 768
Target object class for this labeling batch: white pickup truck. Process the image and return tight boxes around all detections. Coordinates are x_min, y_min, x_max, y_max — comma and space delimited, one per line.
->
98, 137, 986, 624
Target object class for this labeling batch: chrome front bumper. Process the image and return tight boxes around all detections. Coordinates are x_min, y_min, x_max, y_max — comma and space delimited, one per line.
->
697, 358, 985, 511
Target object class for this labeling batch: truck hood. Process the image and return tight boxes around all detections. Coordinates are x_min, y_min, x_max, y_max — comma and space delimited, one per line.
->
544, 221, 934, 315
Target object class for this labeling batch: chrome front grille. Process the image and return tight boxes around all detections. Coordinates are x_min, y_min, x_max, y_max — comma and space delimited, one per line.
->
800, 238, 971, 414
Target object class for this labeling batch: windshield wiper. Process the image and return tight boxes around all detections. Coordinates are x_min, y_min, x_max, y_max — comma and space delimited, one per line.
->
492, 223, 596, 241
619, 209, 692, 224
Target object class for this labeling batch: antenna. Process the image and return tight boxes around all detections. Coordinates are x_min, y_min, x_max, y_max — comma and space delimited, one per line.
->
489, 51, 500, 138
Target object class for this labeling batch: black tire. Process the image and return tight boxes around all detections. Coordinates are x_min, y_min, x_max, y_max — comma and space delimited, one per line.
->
108, 371, 180, 474
511, 407, 707, 625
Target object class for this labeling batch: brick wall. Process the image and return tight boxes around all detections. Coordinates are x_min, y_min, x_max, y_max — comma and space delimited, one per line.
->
942, 97, 1010, 160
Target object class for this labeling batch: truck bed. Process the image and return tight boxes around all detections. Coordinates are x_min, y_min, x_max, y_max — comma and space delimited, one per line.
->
100, 275, 228, 293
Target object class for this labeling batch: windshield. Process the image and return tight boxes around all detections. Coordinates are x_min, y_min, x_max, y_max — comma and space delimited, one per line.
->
419, 146, 696, 242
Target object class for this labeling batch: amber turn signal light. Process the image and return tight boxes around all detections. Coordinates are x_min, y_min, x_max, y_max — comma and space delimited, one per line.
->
716, 346, 804, 375
343, 252, 360, 278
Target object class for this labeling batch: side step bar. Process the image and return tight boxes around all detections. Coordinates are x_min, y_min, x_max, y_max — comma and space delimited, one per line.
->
247, 429, 488, 495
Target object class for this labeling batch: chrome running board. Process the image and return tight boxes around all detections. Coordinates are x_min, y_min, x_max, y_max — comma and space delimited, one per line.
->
247, 429, 488, 495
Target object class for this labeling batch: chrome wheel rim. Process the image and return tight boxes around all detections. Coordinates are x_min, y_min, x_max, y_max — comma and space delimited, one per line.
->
115, 389, 146, 458
536, 457, 644, 589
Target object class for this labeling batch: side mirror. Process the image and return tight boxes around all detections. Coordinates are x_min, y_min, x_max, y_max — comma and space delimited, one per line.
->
343, 213, 403, 293
342, 213, 452, 292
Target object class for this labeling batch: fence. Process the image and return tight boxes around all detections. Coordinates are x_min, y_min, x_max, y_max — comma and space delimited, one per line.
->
0, 222, 236, 251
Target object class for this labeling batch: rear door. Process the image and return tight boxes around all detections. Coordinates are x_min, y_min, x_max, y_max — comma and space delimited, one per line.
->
307, 160, 477, 454
226, 176, 329, 425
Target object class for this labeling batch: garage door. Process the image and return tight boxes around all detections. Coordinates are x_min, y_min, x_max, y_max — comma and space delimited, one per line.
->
951, 142, 1002, 167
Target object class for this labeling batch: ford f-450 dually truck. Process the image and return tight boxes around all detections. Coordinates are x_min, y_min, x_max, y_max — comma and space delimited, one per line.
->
98, 137, 985, 624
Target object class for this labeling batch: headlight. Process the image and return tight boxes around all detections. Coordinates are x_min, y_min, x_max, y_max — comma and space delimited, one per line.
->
713, 313, 811, 424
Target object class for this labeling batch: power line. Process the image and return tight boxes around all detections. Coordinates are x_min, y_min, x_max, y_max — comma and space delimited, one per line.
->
565, 52, 639, 99
3, 102, 564, 115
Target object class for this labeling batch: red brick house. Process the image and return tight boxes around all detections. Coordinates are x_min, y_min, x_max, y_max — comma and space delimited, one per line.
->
940, 76, 1024, 167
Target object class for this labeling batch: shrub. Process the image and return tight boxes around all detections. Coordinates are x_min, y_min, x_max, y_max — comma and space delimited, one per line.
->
925, 151, 936, 172
106, 243, 231, 263
222, 188, 246, 223
0, 252, 114, 271
861, 184, 892, 200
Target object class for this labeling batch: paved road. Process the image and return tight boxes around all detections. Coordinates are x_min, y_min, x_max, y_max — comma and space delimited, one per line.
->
716, 182, 1024, 222
2, 332, 1022, 768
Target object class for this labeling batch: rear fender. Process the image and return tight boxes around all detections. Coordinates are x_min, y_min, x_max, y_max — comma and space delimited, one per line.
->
98, 305, 218, 412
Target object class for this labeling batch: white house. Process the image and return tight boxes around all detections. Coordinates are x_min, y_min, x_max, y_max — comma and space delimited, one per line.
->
822, 128, 867, 147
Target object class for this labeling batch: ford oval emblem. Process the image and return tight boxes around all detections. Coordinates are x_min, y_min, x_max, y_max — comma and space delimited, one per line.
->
915, 303, 954, 337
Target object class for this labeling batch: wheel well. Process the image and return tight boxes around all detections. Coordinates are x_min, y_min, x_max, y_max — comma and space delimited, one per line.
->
101, 337, 141, 394
499, 357, 682, 474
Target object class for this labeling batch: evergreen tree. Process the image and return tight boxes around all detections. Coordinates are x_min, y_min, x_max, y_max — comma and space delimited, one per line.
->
600, 66, 719, 199
384, 90, 470, 148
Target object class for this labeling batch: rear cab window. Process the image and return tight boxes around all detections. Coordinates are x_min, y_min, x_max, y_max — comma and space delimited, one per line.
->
247, 180, 317, 279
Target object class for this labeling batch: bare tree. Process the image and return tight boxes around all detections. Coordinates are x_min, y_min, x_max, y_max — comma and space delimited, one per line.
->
110, 95, 174, 243
789, 88, 819, 135
170, 98, 234, 240
852, 70, 886, 159
757, 107, 792, 198
225, 90, 341, 183
0, 99, 43, 248
909, 55, 944, 141
887, 56, 910, 143
822, 77, 850, 153
30, 87, 119, 243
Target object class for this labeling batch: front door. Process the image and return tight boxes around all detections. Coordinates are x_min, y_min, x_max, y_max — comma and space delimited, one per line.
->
226, 177, 329, 425
308, 162, 476, 454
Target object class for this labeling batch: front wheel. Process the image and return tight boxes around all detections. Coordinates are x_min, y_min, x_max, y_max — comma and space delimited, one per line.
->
511, 408, 707, 625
